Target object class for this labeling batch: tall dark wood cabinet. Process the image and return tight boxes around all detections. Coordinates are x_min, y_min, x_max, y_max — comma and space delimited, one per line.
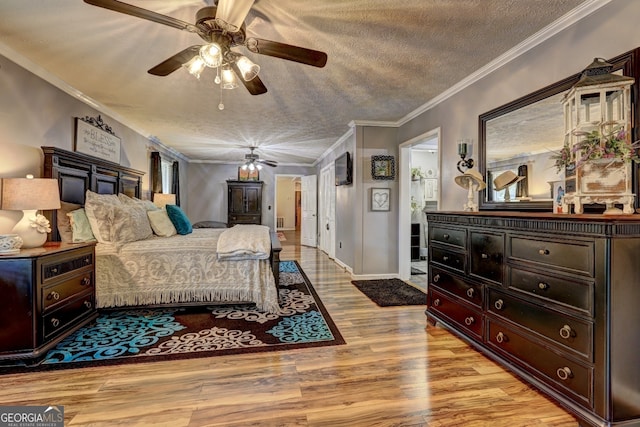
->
227, 180, 263, 227
426, 212, 640, 427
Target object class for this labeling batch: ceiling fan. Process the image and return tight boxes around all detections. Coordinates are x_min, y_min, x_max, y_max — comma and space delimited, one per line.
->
83, 0, 327, 103
242, 147, 277, 170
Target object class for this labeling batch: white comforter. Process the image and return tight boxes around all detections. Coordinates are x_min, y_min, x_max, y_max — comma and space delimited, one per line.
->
217, 224, 271, 260
95, 228, 279, 313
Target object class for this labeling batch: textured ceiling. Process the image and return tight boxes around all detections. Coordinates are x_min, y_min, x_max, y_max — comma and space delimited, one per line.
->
0, 0, 587, 165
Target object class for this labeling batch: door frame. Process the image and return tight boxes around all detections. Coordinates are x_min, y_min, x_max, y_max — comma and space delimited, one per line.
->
319, 162, 336, 259
398, 127, 441, 280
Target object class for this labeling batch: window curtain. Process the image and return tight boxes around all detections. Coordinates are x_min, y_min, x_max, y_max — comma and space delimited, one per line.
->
150, 151, 162, 199
172, 161, 181, 206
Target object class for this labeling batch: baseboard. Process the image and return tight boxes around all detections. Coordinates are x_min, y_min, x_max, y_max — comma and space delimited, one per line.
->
333, 257, 353, 275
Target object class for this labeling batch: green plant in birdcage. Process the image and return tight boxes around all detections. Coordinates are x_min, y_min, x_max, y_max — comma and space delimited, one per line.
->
551, 122, 640, 172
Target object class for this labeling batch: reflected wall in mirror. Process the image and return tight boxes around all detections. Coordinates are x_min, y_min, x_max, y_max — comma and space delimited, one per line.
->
478, 47, 640, 211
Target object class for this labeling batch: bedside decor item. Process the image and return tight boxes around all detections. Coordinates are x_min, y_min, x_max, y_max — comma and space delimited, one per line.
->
560, 57, 636, 214
454, 169, 486, 212
371, 188, 391, 211
0, 234, 23, 255
1, 176, 61, 248
371, 155, 395, 180
493, 170, 525, 202
152, 192, 176, 208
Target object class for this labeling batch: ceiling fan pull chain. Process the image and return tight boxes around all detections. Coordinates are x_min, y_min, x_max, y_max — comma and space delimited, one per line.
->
218, 82, 225, 110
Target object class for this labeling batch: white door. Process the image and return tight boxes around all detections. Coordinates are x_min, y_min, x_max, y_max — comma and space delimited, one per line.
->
301, 174, 317, 247
319, 164, 336, 258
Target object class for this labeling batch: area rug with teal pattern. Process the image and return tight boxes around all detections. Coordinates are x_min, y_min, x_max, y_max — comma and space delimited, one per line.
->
2, 261, 344, 373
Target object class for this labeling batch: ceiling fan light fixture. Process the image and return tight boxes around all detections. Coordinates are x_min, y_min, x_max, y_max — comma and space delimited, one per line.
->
241, 163, 248, 170
184, 56, 206, 79
215, 0, 255, 33
248, 162, 256, 171
199, 43, 222, 68
256, 164, 263, 170
236, 55, 260, 81
221, 66, 239, 89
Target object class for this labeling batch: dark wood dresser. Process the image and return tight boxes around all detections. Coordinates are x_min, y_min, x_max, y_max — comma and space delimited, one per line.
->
0, 242, 97, 363
426, 211, 640, 427
227, 180, 263, 227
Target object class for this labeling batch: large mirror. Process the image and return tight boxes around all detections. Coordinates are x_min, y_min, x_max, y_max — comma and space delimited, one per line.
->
479, 47, 640, 211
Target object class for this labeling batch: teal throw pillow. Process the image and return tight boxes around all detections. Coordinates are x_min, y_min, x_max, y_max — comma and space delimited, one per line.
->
165, 205, 192, 235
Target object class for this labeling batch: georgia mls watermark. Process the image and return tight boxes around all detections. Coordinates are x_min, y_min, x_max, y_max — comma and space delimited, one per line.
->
0, 406, 64, 427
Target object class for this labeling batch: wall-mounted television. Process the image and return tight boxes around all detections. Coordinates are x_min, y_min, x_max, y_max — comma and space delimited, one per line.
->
335, 151, 352, 186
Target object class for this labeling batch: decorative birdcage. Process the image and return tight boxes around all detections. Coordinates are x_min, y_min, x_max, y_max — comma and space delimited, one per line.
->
561, 58, 636, 214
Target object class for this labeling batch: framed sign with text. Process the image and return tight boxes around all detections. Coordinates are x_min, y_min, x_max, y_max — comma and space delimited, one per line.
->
74, 115, 121, 164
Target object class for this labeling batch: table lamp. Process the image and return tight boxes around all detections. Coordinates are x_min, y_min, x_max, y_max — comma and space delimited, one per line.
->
1, 175, 61, 248
153, 193, 176, 209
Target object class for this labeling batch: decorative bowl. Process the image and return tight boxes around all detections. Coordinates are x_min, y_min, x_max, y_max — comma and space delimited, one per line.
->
0, 234, 23, 255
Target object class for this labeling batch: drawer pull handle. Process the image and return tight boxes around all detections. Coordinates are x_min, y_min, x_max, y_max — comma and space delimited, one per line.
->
84, 257, 91, 264
466, 288, 475, 298
538, 282, 549, 290
50, 267, 58, 274
433, 274, 440, 283
48, 291, 60, 301
538, 249, 550, 255
481, 253, 489, 259
443, 234, 450, 240
84, 301, 93, 309
496, 332, 508, 344
442, 256, 449, 262
556, 367, 573, 381
51, 318, 60, 328
81, 277, 91, 286
464, 316, 475, 326
433, 299, 441, 307
559, 325, 575, 340
494, 299, 504, 310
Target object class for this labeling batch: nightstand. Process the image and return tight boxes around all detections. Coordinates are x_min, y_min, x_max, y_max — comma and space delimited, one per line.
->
0, 242, 97, 363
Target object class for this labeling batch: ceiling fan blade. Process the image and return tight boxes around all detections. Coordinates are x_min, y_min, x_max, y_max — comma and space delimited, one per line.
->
246, 38, 327, 68
215, 0, 255, 32
83, 0, 199, 33
147, 46, 201, 76
231, 61, 267, 95
257, 159, 278, 167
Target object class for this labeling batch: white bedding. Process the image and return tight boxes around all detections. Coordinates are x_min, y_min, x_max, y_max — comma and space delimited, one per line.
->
217, 224, 271, 260
95, 228, 279, 313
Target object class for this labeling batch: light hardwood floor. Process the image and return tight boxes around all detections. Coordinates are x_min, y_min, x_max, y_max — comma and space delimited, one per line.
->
0, 230, 579, 426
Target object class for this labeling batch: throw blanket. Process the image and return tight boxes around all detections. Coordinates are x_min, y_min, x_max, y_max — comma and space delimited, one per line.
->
217, 224, 271, 260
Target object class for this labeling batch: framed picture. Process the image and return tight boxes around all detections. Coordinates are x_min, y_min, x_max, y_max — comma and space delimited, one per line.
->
74, 116, 121, 164
371, 155, 395, 180
371, 188, 391, 211
238, 167, 260, 181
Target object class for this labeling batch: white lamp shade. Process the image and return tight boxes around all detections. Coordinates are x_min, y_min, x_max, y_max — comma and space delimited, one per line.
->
215, 0, 255, 32
221, 66, 239, 89
199, 43, 222, 68
184, 56, 206, 79
153, 193, 176, 209
236, 55, 260, 81
1, 177, 61, 210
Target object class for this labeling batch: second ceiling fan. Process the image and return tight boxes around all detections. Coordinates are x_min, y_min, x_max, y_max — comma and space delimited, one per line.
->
84, 0, 327, 99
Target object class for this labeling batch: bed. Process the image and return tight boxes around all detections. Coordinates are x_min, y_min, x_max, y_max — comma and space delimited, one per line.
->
41, 146, 281, 313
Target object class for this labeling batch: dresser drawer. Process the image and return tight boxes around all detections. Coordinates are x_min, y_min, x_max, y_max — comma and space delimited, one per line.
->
487, 319, 593, 409
429, 289, 483, 340
508, 266, 593, 316
430, 247, 465, 273
470, 231, 504, 284
509, 236, 593, 277
40, 250, 93, 283
41, 272, 94, 312
228, 214, 261, 224
430, 267, 482, 308
430, 226, 466, 249
488, 289, 593, 360
43, 291, 95, 340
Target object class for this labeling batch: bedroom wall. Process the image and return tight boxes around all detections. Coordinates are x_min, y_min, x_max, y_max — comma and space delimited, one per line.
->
397, 0, 640, 211
0, 53, 188, 233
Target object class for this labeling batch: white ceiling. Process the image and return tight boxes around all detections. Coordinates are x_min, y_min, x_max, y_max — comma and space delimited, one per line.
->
0, 0, 589, 166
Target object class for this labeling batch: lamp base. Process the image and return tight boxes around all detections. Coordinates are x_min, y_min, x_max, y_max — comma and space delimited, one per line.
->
11, 210, 49, 249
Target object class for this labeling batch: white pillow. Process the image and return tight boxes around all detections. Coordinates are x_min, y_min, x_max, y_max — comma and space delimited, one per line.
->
84, 190, 121, 243
117, 193, 159, 211
110, 204, 153, 243
147, 209, 177, 237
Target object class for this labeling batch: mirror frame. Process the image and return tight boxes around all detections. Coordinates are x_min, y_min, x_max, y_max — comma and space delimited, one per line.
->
478, 47, 640, 211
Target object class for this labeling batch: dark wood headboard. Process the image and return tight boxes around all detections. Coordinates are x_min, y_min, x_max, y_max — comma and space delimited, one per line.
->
41, 146, 145, 241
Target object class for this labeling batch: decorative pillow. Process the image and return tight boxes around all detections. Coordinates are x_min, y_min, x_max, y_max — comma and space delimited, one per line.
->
110, 204, 153, 243
118, 193, 159, 212
84, 190, 121, 243
67, 209, 96, 243
57, 201, 82, 243
147, 209, 177, 237
166, 204, 192, 235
